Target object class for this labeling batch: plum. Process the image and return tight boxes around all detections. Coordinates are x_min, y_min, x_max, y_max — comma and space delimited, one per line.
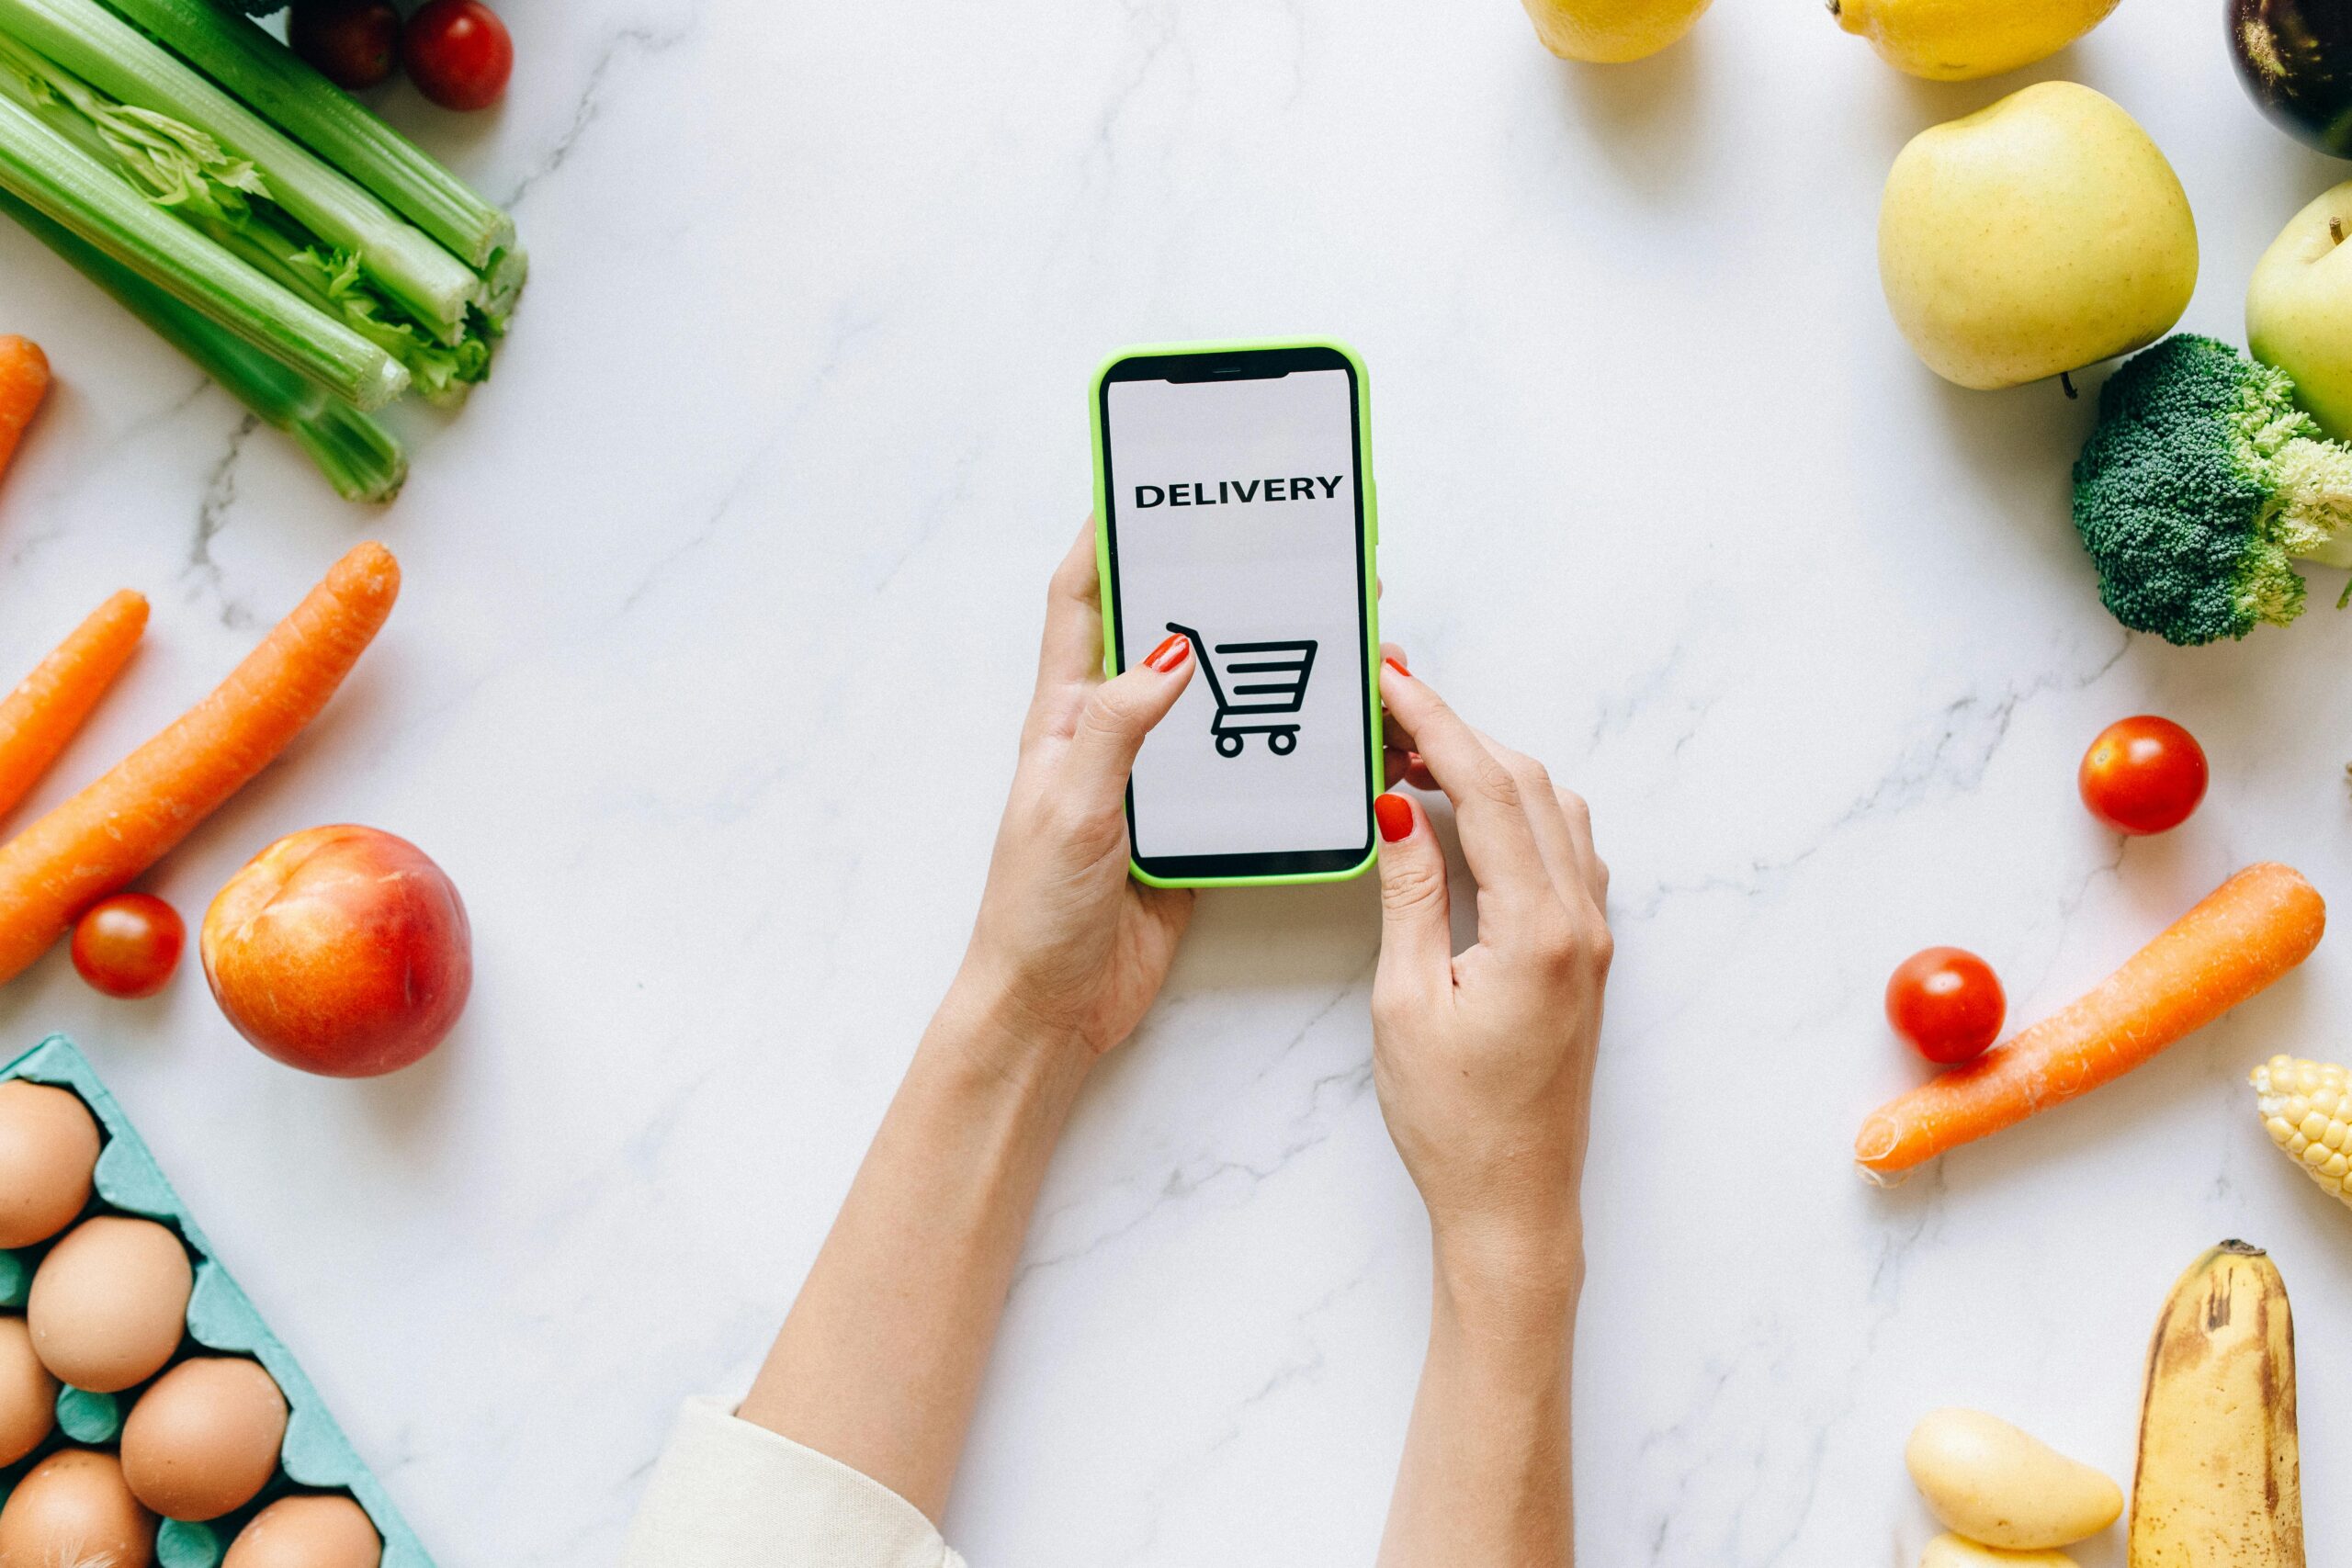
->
2233, 0, 2352, 157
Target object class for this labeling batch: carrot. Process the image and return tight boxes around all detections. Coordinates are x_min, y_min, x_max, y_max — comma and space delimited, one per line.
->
1855, 862, 2326, 1179
0, 590, 149, 826
0, 542, 400, 986
0, 336, 51, 484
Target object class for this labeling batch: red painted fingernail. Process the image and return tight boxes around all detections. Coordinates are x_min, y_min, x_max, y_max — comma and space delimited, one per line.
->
1145, 633, 1190, 672
1383, 656, 1410, 677
1374, 793, 1414, 842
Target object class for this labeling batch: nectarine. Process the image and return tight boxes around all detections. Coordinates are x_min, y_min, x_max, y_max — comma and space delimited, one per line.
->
201, 825, 469, 1077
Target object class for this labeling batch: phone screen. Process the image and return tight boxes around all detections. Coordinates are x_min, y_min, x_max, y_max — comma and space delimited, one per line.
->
1097, 345, 1376, 882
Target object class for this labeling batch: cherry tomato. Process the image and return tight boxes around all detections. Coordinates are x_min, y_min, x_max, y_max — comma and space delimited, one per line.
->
1885, 946, 2005, 1067
2079, 716, 2208, 836
288, 0, 401, 91
402, 0, 513, 111
71, 894, 186, 1000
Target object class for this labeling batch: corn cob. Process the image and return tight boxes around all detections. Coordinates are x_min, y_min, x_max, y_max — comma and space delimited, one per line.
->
2252, 1055, 2352, 1210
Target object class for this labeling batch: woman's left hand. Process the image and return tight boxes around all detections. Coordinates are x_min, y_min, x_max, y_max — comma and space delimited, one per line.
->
949, 523, 1199, 1066
731, 525, 1198, 1506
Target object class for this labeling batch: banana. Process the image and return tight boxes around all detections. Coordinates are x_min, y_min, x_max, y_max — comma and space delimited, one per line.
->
2127, 1241, 2304, 1568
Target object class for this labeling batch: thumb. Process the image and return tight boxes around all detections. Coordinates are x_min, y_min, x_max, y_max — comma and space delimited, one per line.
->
1066, 629, 1196, 808
1373, 791, 1452, 989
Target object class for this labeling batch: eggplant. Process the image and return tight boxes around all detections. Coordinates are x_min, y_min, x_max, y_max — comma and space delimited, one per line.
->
2233, 0, 2352, 156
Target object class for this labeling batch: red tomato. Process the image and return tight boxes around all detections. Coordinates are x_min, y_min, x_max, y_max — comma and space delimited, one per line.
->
71, 894, 186, 1000
2079, 716, 2208, 835
402, 0, 513, 111
288, 0, 401, 91
1885, 946, 2005, 1066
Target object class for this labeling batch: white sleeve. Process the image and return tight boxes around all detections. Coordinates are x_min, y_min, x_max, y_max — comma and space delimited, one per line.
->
620, 1399, 967, 1568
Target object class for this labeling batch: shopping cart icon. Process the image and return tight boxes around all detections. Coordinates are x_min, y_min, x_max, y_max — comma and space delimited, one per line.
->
1165, 622, 1318, 757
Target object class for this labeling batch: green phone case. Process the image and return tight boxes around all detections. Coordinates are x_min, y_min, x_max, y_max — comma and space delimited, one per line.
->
1090, 338, 1384, 889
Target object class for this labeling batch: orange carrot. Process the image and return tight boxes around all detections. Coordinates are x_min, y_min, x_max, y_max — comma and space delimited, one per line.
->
0, 542, 400, 986
0, 590, 148, 825
0, 336, 51, 483
1856, 862, 2326, 1179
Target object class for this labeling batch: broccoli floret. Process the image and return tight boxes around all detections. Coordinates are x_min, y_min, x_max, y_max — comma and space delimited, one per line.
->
2072, 333, 2352, 645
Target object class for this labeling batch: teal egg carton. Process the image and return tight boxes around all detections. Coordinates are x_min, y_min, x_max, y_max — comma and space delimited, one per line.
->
2, 1034, 432, 1568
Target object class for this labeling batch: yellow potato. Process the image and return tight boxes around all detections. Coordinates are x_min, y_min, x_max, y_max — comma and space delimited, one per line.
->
1921, 1533, 2077, 1568
1905, 1409, 2121, 1551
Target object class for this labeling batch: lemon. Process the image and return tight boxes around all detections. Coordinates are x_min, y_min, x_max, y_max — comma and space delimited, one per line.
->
1831, 0, 2120, 81
1521, 0, 1711, 62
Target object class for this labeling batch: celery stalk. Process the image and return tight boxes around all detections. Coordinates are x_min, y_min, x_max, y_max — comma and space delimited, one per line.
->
0, 185, 405, 499
200, 218, 487, 400
97, 0, 512, 268
0, 23, 484, 398
0, 0, 479, 338
0, 26, 263, 223
482, 243, 527, 320
0, 90, 405, 409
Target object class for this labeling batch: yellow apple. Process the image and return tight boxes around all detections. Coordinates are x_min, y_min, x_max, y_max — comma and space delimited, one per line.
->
1521, 0, 1710, 62
1878, 82, 2197, 389
2247, 181, 2352, 439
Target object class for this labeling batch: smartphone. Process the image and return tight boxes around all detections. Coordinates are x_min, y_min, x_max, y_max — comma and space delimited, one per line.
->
1091, 340, 1382, 887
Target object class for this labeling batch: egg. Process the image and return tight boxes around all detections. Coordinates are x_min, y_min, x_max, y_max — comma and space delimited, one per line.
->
0, 1316, 55, 1465
0, 1081, 101, 1248
27, 1216, 192, 1393
119, 1357, 287, 1521
222, 1495, 380, 1568
0, 1448, 156, 1568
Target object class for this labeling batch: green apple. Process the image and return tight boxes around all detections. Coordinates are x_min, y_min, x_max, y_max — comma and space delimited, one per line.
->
2247, 182, 2352, 439
1879, 83, 2198, 390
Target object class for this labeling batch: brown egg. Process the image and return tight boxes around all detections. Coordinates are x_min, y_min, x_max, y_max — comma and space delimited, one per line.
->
27, 1217, 192, 1393
119, 1357, 286, 1521
0, 1316, 55, 1466
0, 1448, 156, 1568
222, 1495, 381, 1568
0, 1081, 101, 1248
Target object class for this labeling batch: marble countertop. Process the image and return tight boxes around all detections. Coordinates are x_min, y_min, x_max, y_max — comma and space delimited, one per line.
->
3, 0, 2350, 1562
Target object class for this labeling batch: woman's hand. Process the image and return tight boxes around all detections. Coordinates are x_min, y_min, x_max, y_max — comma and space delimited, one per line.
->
731, 525, 1194, 1515
1369, 660, 1611, 1296
949, 523, 1199, 1066
1369, 661, 1606, 1565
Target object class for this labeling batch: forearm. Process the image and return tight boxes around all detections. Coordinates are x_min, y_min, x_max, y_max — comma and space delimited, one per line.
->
736, 977, 1087, 1521
1378, 1229, 1584, 1568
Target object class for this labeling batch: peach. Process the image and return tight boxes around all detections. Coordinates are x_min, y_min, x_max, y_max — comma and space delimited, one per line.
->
201, 825, 469, 1077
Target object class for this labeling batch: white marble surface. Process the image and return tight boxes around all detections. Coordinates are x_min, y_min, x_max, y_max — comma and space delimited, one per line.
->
4, 0, 2352, 1562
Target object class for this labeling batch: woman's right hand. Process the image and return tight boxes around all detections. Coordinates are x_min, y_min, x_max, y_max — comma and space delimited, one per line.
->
1368, 660, 1611, 1299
